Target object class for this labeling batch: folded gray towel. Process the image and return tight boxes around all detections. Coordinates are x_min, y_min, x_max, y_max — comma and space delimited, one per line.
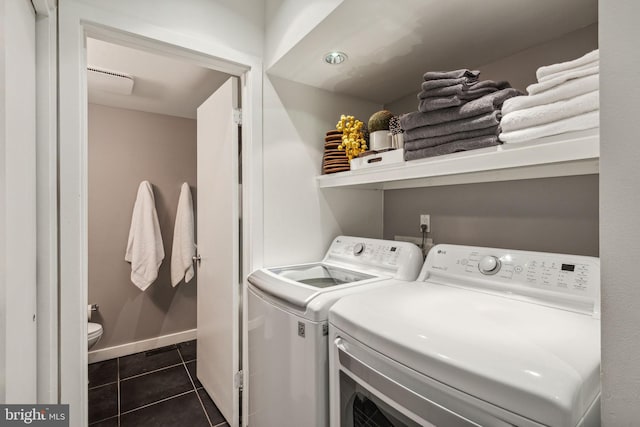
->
418, 80, 510, 100
423, 69, 480, 81
404, 135, 500, 161
418, 82, 515, 112
418, 95, 466, 112
402, 110, 501, 138
406, 88, 522, 128
421, 77, 476, 92
417, 83, 465, 100
459, 80, 512, 100
403, 126, 499, 150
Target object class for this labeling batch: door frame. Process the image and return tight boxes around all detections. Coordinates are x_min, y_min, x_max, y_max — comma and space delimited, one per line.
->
58, 2, 263, 424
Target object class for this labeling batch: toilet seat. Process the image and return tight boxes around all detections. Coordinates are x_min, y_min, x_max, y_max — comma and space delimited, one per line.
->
88, 322, 102, 339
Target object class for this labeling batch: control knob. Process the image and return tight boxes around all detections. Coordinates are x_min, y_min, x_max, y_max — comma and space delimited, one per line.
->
478, 255, 501, 275
353, 243, 365, 256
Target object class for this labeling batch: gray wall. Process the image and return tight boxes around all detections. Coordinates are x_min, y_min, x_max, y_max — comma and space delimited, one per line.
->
384, 175, 599, 257
385, 24, 598, 115
600, 0, 640, 423
88, 103, 197, 350
383, 24, 600, 258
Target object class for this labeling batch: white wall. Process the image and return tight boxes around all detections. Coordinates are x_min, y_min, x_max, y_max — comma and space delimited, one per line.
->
600, 0, 640, 424
385, 24, 598, 115
0, 0, 37, 402
264, 0, 342, 68
262, 76, 384, 266
78, 0, 264, 58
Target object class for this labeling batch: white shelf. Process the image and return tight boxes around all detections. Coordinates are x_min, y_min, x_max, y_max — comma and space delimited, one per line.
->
317, 131, 599, 190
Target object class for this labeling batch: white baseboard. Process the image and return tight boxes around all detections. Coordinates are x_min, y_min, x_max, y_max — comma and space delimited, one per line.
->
88, 329, 197, 364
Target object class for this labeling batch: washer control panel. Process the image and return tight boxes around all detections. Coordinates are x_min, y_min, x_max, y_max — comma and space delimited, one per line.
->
424, 244, 600, 315
323, 236, 424, 281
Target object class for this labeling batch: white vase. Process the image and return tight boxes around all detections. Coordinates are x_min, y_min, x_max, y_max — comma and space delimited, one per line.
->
369, 130, 392, 151
392, 133, 404, 149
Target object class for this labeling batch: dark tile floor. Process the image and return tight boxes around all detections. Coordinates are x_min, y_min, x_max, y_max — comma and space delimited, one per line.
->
88, 340, 228, 427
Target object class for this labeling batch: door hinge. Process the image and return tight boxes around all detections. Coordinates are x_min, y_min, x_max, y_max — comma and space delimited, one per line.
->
234, 370, 244, 389
233, 108, 243, 126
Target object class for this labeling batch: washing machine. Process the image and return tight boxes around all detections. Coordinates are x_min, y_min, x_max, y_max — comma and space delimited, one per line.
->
247, 236, 423, 427
329, 244, 601, 427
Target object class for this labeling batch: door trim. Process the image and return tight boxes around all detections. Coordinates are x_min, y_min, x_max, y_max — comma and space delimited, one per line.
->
58, 2, 263, 425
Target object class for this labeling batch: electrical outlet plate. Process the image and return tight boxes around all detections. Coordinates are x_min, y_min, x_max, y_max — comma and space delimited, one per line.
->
420, 214, 430, 232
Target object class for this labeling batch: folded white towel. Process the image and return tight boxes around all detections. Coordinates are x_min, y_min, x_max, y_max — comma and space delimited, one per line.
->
501, 90, 599, 133
125, 181, 165, 291
499, 110, 599, 144
502, 74, 599, 115
171, 183, 196, 287
538, 60, 599, 82
527, 65, 598, 95
536, 49, 599, 81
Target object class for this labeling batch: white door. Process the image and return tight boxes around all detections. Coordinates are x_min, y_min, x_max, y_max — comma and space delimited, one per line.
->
197, 76, 241, 426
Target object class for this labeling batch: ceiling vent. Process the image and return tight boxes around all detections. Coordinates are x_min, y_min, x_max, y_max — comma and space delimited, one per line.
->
87, 66, 134, 95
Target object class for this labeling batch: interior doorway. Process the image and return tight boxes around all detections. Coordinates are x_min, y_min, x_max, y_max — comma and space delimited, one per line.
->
85, 37, 242, 426
57, 13, 261, 425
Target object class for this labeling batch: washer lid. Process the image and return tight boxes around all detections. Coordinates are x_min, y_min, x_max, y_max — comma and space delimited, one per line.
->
329, 281, 601, 427
248, 263, 380, 309
270, 263, 376, 289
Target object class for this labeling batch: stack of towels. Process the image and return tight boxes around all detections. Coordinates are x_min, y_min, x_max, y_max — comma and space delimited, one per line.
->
400, 70, 522, 161
500, 50, 599, 143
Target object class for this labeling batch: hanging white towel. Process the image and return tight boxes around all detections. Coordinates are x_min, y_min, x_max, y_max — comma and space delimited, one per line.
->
502, 74, 599, 116
171, 183, 196, 287
536, 49, 599, 81
499, 110, 599, 144
501, 90, 599, 133
125, 181, 165, 291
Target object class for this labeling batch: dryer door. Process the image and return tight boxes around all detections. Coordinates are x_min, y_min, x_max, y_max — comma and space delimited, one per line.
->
330, 335, 523, 427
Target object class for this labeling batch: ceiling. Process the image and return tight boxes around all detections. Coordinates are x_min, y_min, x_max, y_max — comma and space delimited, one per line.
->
267, 0, 598, 105
87, 38, 232, 119
87, 1, 598, 112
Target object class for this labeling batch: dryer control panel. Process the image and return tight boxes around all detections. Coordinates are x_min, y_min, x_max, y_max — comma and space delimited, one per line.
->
323, 236, 423, 282
422, 244, 600, 316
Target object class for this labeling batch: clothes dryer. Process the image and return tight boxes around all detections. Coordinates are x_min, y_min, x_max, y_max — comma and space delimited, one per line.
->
329, 244, 600, 427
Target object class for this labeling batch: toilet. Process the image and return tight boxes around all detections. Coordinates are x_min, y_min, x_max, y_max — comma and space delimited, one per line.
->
88, 322, 103, 350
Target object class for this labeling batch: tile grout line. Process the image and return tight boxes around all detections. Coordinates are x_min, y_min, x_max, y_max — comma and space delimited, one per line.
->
179, 347, 214, 427
119, 389, 195, 416
117, 357, 121, 427
89, 415, 118, 426
119, 360, 185, 382
88, 379, 118, 391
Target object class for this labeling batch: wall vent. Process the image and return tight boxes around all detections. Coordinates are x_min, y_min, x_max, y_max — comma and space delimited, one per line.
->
87, 66, 135, 95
